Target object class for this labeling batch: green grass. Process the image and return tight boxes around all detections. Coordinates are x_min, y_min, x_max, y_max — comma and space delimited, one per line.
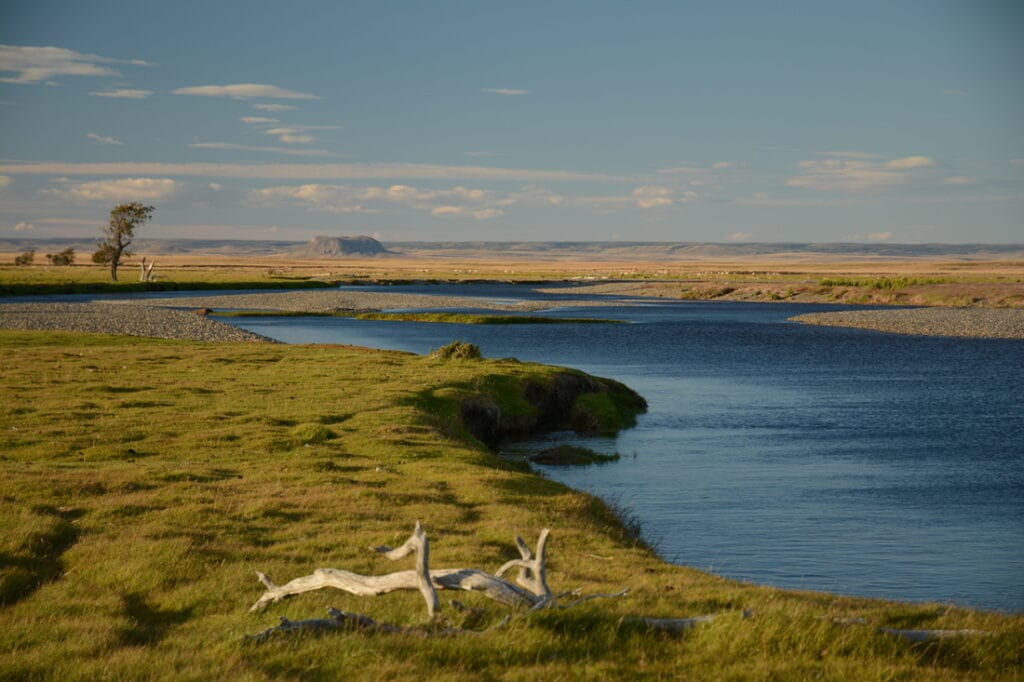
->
0, 329, 1021, 680
818, 276, 950, 289
210, 310, 623, 324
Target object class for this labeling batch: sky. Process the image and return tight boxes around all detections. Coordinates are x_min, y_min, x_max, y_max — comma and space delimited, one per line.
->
1, 1, 1022, 244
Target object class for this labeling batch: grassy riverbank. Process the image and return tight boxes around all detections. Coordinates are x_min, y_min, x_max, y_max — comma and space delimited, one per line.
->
210, 310, 622, 325
4, 258, 1022, 307
1, 330, 1021, 680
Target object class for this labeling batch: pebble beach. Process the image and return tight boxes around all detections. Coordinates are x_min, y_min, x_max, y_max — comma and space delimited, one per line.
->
2, 289, 1023, 341
790, 307, 1024, 339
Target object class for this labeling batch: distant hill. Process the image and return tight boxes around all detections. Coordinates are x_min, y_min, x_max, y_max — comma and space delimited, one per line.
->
293, 235, 389, 257
2, 237, 1022, 260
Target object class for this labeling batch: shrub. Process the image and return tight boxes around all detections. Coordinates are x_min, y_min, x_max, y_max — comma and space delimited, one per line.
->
13, 250, 34, 266
430, 341, 482, 360
45, 248, 75, 266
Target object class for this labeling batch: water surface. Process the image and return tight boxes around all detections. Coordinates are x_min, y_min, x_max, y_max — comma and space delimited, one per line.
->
220, 284, 1024, 612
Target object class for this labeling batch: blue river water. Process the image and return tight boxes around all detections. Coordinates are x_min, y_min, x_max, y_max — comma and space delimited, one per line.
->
215, 284, 1023, 612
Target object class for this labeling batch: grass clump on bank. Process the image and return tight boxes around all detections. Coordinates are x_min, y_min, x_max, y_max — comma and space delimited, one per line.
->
0, 329, 1021, 680
529, 445, 621, 465
210, 309, 623, 324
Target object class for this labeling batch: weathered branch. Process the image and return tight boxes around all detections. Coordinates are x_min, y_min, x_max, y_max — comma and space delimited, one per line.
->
251, 524, 550, 614
139, 257, 156, 282
495, 528, 552, 599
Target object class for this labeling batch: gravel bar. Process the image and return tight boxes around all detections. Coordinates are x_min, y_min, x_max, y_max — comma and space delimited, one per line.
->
102, 289, 622, 312
0, 303, 272, 342
791, 307, 1024, 339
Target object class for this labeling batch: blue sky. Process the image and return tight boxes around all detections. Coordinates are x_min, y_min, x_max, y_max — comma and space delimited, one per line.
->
1, 1, 1022, 243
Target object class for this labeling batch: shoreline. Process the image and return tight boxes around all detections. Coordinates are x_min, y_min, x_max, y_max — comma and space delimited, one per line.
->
790, 307, 1024, 339
4, 286, 1024, 340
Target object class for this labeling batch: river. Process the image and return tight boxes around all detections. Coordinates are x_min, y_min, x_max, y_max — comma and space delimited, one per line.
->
218, 283, 1024, 612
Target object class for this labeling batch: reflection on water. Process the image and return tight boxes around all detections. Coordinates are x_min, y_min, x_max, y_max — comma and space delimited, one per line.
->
225, 285, 1024, 612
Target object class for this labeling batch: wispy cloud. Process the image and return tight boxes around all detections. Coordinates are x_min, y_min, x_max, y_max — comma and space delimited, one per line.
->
884, 155, 935, 170
724, 231, 753, 242
942, 175, 972, 185
239, 116, 279, 124
465, 151, 500, 157
1011, 159, 1024, 166
252, 103, 297, 112
0, 161, 620, 183
868, 231, 892, 241
44, 177, 179, 201
482, 88, 529, 96
89, 88, 153, 99
632, 186, 675, 209
787, 154, 938, 192
264, 127, 314, 144
173, 83, 320, 100
253, 182, 509, 219
0, 44, 152, 84
13, 221, 35, 231
188, 142, 333, 157
0, 175, 10, 188
86, 132, 124, 146
814, 150, 885, 159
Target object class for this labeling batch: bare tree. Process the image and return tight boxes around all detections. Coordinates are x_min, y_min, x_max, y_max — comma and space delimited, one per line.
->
95, 202, 154, 281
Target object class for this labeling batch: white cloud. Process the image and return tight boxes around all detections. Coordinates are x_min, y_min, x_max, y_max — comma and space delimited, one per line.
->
632, 186, 674, 209
630, 186, 698, 209
45, 177, 179, 202
208, 182, 223, 190
431, 206, 502, 219
482, 88, 529, 96
724, 231, 753, 241
942, 175, 972, 185
0, 44, 151, 84
264, 127, 314, 144
240, 116, 278, 124
787, 154, 937, 192
884, 156, 936, 169
0, 162, 618, 183
86, 132, 124, 146
189, 142, 333, 157
253, 182, 508, 219
867, 231, 892, 241
13, 221, 34, 231
656, 165, 705, 175
173, 83, 319, 100
89, 88, 152, 99
252, 103, 297, 112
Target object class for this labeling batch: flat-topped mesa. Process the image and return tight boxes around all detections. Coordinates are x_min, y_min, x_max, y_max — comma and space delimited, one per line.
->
294, 235, 390, 257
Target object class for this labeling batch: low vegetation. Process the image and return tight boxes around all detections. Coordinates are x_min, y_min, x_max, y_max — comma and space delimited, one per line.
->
0, 264, 335, 296
528, 444, 621, 465
1, 329, 1020, 680
210, 310, 622, 324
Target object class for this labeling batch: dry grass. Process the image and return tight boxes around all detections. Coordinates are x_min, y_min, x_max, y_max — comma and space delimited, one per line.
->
1, 329, 1021, 680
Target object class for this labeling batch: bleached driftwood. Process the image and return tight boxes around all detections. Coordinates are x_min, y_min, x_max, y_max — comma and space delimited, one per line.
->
251, 522, 551, 615
139, 257, 156, 282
